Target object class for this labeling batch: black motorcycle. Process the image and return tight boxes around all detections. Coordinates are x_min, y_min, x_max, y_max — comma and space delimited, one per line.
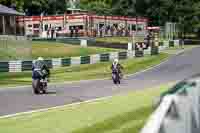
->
112, 69, 121, 84
32, 78, 48, 94
32, 69, 49, 94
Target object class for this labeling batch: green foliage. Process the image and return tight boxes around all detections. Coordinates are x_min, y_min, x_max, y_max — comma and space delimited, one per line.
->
31, 41, 118, 59
1, 0, 200, 35
79, 1, 112, 15
24, 0, 67, 15
0, 0, 24, 11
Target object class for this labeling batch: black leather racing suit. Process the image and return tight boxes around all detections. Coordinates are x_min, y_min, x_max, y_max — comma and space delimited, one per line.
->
32, 60, 50, 80
111, 63, 123, 78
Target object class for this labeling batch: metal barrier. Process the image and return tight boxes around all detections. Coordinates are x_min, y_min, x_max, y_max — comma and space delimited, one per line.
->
81, 56, 90, 64
0, 39, 179, 73
141, 82, 200, 133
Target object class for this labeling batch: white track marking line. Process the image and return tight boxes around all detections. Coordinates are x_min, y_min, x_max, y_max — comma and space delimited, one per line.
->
0, 95, 114, 119
2, 53, 179, 90
0, 81, 176, 119
0, 51, 187, 118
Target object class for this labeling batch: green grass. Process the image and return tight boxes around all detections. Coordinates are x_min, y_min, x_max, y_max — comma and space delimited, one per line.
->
0, 83, 172, 133
0, 40, 31, 61
96, 37, 163, 43
0, 53, 169, 87
167, 45, 197, 50
32, 41, 119, 59
96, 37, 130, 44
0, 41, 118, 60
163, 45, 199, 54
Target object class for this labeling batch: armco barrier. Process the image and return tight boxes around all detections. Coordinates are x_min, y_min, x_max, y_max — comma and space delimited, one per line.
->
81, 56, 90, 64
100, 53, 110, 62
9, 61, 22, 72
0, 41, 175, 73
135, 50, 144, 57
141, 95, 175, 133
22, 61, 32, 71
61, 58, 71, 67
118, 51, 127, 60
0, 62, 9, 72
141, 82, 200, 133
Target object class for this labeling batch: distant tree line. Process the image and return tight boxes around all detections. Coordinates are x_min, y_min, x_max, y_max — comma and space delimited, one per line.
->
1, 0, 200, 36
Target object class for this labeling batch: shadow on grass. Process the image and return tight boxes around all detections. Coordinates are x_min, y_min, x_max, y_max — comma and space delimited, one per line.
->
72, 106, 153, 133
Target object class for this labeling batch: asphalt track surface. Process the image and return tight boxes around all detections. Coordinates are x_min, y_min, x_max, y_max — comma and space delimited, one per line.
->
0, 47, 200, 117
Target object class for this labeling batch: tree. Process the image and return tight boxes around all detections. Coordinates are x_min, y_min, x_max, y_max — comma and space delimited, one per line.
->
0, 0, 24, 12
79, 0, 112, 15
23, 0, 67, 15
1, 0, 200, 37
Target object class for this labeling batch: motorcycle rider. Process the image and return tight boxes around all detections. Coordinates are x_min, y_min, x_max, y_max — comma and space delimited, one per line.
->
32, 57, 50, 80
111, 59, 123, 79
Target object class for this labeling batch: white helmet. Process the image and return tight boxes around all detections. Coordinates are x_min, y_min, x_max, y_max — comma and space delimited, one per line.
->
114, 59, 119, 64
37, 57, 44, 61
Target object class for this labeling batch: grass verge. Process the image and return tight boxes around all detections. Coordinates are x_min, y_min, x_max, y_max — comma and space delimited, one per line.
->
166, 45, 198, 50
163, 45, 199, 54
0, 53, 169, 87
96, 37, 130, 44
32, 41, 118, 59
0, 83, 173, 133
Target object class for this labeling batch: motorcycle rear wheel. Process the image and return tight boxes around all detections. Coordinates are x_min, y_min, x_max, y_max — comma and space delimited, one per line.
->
32, 79, 40, 94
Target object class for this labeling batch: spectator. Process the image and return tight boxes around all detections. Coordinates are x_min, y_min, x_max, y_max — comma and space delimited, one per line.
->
100, 27, 103, 37
47, 28, 50, 39
70, 27, 74, 37
94, 28, 97, 37
125, 27, 130, 37
105, 26, 110, 35
51, 27, 55, 39
116, 27, 120, 36
75, 26, 79, 38
111, 26, 114, 37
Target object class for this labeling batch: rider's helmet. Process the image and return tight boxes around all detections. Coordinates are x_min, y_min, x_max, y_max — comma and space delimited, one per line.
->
37, 57, 44, 61
113, 59, 119, 65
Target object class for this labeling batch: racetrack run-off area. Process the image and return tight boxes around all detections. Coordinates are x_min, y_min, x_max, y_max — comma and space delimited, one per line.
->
0, 47, 199, 117
0, 84, 172, 133
0, 53, 168, 87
